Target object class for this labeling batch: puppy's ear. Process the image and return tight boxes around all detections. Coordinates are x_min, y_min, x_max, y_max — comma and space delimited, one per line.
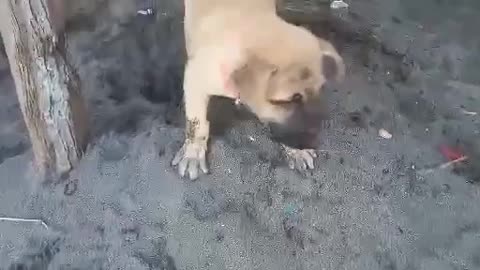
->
231, 52, 277, 91
318, 39, 345, 82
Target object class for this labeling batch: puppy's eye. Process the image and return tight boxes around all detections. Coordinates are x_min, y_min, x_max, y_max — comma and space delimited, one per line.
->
291, 93, 303, 103
270, 93, 303, 105
269, 93, 303, 105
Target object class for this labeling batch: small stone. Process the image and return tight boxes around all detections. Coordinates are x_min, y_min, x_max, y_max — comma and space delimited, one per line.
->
391, 16, 402, 24
362, 105, 372, 114
330, 0, 349, 9
158, 147, 165, 157
215, 229, 225, 242
348, 111, 362, 124
378, 128, 393, 139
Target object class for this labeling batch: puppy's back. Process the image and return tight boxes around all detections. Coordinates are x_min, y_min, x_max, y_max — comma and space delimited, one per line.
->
186, 0, 276, 19
184, 0, 277, 55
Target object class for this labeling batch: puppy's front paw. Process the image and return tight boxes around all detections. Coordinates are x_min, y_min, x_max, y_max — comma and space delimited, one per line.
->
281, 144, 317, 170
172, 140, 209, 180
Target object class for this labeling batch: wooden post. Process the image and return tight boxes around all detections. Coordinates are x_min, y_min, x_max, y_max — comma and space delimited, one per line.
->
0, 0, 88, 178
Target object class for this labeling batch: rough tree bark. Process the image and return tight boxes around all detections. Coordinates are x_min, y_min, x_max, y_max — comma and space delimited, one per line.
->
0, 0, 88, 178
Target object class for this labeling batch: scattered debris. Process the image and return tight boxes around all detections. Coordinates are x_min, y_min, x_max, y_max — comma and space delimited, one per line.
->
438, 156, 468, 169
460, 108, 477, 116
330, 0, 349, 9
418, 145, 469, 175
137, 9, 154, 16
418, 156, 468, 175
248, 136, 255, 142
0, 217, 49, 230
378, 128, 393, 139
439, 145, 464, 161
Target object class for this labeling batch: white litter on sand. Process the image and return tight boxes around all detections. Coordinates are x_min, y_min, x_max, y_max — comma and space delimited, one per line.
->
460, 108, 478, 116
137, 9, 154, 15
0, 217, 49, 230
330, 0, 349, 9
378, 128, 393, 139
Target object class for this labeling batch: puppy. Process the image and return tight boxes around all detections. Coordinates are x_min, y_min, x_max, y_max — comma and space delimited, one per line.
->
173, 0, 345, 180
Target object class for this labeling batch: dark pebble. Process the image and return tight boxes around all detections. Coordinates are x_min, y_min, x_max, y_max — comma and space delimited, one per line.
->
391, 16, 402, 24
348, 111, 362, 124
215, 230, 225, 242
362, 105, 372, 114
158, 147, 165, 157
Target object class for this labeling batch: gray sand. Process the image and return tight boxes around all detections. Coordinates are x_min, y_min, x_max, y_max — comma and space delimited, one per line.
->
1, 0, 480, 269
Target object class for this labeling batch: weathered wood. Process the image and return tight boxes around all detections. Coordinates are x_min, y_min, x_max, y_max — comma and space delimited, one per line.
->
0, 0, 88, 178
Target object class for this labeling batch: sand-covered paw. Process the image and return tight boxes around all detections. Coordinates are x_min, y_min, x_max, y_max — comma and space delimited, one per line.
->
282, 145, 317, 170
172, 141, 209, 180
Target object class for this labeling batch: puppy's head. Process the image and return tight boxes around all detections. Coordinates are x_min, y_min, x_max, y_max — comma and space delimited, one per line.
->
231, 36, 345, 148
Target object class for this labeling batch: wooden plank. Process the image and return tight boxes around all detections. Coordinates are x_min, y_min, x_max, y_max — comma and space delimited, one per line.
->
0, 0, 88, 178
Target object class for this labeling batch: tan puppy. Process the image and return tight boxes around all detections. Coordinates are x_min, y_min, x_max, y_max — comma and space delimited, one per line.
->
172, 0, 345, 180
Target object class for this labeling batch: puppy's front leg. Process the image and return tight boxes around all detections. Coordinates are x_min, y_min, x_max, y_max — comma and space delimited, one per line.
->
280, 143, 318, 170
172, 62, 211, 180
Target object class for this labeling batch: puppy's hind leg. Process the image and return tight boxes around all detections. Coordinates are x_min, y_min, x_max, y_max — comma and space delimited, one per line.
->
172, 60, 211, 180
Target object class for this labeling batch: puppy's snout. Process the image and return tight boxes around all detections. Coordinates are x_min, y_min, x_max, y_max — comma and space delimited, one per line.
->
268, 102, 327, 149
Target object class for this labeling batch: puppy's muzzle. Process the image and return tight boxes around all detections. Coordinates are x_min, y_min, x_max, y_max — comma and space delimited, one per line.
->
268, 101, 327, 149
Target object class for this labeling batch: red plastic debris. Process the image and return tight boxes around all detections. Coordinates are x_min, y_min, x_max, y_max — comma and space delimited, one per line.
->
439, 145, 464, 161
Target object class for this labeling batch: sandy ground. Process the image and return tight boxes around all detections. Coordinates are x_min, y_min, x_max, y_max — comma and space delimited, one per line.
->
1, 0, 480, 269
